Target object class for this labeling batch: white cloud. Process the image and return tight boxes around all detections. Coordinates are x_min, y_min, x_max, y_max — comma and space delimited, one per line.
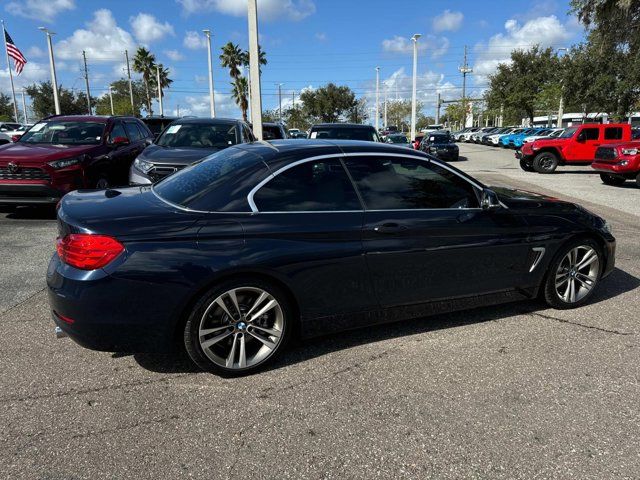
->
130, 13, 175, 44
26, 46, 45, 58
55, 9, 136, 62
315, 32, 327, 42
433, 10, 463, 33
1, 61, 50, 93
5, 0, 75, 23
175, 92, 239, 118
164, 49, 185, 61
183, 31, 207, 50
472, 15, 576, 82
176, 0, 315, 21
382, 35, 450, 59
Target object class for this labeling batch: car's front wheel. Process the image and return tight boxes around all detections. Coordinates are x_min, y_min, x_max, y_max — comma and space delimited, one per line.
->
533, 152, 559, 173
184, 278, 293, 376
519, 158, 534, 172
543, 239, 602, 309
600, 173, 626, 186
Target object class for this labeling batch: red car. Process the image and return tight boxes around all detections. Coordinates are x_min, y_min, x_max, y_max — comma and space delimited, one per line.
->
0, 115, 153, 205
591, 141, 640, 187
516, 123, 632, 173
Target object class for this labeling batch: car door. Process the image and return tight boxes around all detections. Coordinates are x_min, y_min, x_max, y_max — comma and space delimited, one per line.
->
566, 126, 600, 161
242, 156, 377, 325
104, 121, 136, 186
343, 154, 532, 307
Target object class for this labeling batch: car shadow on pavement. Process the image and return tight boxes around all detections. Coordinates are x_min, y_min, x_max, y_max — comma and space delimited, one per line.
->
132, 267, 639, 375
3, 205, 57, 220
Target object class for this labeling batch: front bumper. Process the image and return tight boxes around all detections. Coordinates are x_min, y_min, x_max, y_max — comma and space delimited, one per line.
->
0, 183, 65, 204
128, 166, 153, 185
591, 160, 638, 176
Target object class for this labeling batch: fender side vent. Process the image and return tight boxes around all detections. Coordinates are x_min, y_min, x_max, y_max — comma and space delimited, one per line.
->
529, 247, 546, 272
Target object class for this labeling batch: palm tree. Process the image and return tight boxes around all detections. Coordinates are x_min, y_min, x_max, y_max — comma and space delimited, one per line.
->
132, 47, 156, 115
241, 45, 267, 74
149, 64, 173, 102
219, 42, 244, 80
231, 77, 249, 121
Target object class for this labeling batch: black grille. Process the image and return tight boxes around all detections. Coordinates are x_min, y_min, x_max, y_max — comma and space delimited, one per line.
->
0, 166, 50, 181
595, 147, 618, 162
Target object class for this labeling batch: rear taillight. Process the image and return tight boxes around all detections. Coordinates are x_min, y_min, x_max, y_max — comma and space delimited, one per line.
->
56, 234, 124, 270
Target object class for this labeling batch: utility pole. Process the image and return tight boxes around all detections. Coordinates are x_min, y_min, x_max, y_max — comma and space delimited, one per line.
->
435, 92, 441, 124
203, 29, 216, 117
277, 83, 283, 122
410, 34, 421, 142
156, 64, 163, 116
177, 104, 180, 116
82, 50, 91, 114
21, 90, 28, 124
124, 50, 134, 115
1, 21, 19, 121
39, 27, 60, 115
459, 45, 473, 127
375, 66, 380, 131
248, 0, 263, 140
384, 85, 388, 128
108, 85, 114, 115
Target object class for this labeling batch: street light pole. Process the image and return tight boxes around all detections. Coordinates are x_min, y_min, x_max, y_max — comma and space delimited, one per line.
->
410, 34, 421, 143
375, 66, 380, 131
556, 47, 568, 128
156, 64, 163, 116
203, 29, 216, 117
108, 85, 114, 115
39, 27, 60, 115
383, 84, 388, 129
124, 50, 135, 114
247, 0, 263, 140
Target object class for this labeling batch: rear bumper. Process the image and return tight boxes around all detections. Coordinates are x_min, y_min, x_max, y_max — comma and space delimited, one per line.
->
0, 183, 65, 204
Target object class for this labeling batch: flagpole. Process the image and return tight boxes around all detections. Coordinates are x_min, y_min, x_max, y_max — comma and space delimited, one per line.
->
1, 20, 19, 122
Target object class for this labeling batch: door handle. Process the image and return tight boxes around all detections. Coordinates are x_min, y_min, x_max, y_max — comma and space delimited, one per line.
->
373, 223, 406, 234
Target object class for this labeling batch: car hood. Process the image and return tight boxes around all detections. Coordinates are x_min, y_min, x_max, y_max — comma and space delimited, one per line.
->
137, 144, 221, 165
0, 143, 96, 166
58, 186, 202, 239
491, 185, 580, 212
532, 137, 566, 147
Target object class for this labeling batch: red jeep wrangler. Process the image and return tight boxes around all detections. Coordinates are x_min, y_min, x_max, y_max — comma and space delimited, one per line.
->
591, 141, 640, 187
516, 123, 632, 173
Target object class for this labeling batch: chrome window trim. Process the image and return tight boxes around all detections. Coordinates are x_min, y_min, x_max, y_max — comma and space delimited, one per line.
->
247, 151, 492, 213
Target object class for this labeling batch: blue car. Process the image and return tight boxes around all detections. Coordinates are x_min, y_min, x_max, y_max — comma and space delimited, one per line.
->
498, 128, 528, 148
511, 128, 550, 149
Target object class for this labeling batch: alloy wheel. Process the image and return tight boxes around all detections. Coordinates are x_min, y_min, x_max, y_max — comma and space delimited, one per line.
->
554, 246, 600, 304
197, 287, 284, 370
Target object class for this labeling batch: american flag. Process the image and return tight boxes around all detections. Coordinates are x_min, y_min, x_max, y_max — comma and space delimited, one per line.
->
4, 30, 27, 75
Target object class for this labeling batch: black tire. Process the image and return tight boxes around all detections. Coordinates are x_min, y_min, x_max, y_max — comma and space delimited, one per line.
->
600, 173, 626, 186
636, 172, 640, 188
542, 238, 602, 309
519, 158, 534, 172
184, 277, 293, 376
533, 151, 559, 173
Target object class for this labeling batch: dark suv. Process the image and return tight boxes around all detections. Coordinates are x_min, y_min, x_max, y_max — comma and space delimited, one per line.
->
0, 115, 153, 205
308, 123, 381, 142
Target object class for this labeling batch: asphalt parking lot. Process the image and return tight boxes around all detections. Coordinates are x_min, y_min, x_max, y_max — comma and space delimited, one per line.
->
1, 143, 638, 479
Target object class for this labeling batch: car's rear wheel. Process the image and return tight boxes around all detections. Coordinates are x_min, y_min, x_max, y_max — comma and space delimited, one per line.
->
533, 152, 559, 173
543, 239, 602, 309
599, 173, 626, 186
519, 158, 534, 172
184, 278, 292, 376
636, 172, 640, 188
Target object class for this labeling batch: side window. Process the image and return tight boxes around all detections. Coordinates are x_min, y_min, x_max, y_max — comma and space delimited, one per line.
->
581, 128, 599, 141
253, 159, 361, 212
124, 122, 143, 141
108, 123, 127, 143
344, 157, 479, 210
604, 127, 623, 140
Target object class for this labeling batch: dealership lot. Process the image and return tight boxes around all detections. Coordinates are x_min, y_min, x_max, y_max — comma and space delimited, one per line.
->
0, 143, 638, 479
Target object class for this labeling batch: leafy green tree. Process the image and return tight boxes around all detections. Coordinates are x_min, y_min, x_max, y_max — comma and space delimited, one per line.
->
94, 79, 146, 116
386, 99, 423, 131
346, 98, 368, 123
283, 105, 311, 130
0, 93, 15, 121
231, 76, 249, 121
485, 46, 561, 126
25, 82, 89, 119
300, 83, 357, 123
262, 109, 280, 122
220, 42, 267, 122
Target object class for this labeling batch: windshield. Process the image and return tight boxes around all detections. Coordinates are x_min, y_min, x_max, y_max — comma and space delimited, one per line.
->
263, 125, 284, 140
310, 127, 378, 141
387, 135, 408, 143
559, 127, 578, 138
156, 122, 238, 148
428, 134, 451, 143
19, 121, 105, 145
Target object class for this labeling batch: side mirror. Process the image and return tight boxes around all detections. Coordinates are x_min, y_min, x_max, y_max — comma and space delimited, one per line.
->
111, 136, 129, 147
481, 188, 501, 210
11, 134, 22, 142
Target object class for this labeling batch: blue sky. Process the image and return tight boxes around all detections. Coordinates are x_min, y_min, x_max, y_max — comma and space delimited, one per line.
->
1, 0, 585, 122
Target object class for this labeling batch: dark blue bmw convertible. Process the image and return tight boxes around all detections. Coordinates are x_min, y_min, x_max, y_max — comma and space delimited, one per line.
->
47, 140, 615, 376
